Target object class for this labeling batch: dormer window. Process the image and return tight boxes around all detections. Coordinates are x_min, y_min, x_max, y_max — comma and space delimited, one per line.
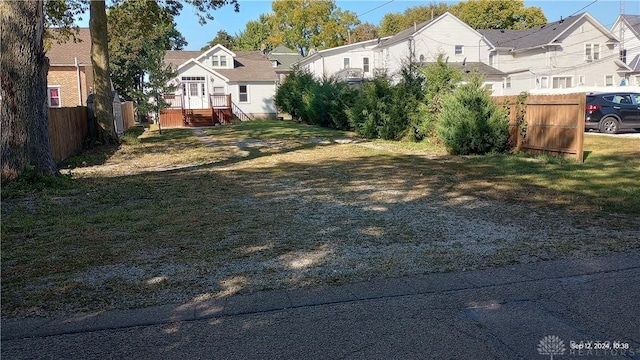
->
220, 55, 227, 67
211, 55, 219, 67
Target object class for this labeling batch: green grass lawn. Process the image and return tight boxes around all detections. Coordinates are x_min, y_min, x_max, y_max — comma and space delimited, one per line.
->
2, 121, 638, 318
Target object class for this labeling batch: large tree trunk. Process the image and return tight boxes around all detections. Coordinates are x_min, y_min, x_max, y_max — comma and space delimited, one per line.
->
90, 0, 118, 144
0, 0, 59, 181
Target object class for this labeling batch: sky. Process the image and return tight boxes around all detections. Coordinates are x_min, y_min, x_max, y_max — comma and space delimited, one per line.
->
74, 1, 640, 51
172, 0, 640, 50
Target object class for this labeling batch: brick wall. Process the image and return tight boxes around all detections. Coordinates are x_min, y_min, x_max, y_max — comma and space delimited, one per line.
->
47, 65, 93, 107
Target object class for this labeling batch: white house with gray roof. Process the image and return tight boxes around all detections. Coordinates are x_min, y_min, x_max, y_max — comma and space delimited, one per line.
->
297, 11, 639, 96
296, 12, 506, 94
611, 14, 640, 85
481, 12, 632, 95
163, 44, 278, 124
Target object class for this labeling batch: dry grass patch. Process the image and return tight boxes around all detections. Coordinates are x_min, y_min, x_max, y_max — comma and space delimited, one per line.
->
2, 122, 638, 319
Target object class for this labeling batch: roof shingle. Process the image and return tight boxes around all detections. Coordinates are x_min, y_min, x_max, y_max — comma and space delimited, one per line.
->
46, 28, 92, 65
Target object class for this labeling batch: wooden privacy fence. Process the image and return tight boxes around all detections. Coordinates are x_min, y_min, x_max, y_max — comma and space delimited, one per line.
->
495, 93, 585, 162
48, 106, 88, 161
121, 101, 135, 131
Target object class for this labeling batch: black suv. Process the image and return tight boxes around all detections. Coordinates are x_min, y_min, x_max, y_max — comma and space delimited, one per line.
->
585, 92, 640, 134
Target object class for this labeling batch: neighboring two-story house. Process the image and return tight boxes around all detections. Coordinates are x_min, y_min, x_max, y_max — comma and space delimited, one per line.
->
297, 12, 637, 96
162, 44, 278, 125
297, 12, 508, 93
611, 14, 640, 85
481, 12, 626, 95
46, 28, 93, 108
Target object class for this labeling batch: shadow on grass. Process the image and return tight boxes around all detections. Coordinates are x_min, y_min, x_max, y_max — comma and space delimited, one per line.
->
2, 123, 639, 319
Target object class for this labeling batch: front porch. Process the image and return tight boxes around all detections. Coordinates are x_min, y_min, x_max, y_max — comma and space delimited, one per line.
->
159, 94, 251, 128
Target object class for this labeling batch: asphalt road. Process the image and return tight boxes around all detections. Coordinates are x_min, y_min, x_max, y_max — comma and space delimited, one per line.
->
2, 253, 639, 359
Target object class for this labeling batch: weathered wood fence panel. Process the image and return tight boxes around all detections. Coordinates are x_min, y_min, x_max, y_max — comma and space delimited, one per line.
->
48, 107, 88, 161
495, 93, 585, 162
159, 109, 185, 128
121, 101, 135, 130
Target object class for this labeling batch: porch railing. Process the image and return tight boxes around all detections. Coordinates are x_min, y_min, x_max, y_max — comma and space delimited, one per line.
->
210, 94, 231, 108
232, 102, 252, 122
163, 94, 183, 109
335, 68, 363, 81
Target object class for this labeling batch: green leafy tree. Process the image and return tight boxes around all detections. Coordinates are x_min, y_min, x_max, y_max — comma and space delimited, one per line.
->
437, 74, 510, 155
202, 30, 235, 50
380, 3, 448, 36
449, 0, 546, 29
350, 22, 380, 43
267, 0, 359, 56
134, 62, 177, 135
108, 0, 186, 108
234, 14, 272, 51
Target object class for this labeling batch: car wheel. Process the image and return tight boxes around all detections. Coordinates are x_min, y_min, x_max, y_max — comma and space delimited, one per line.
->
600, 118, 619, 134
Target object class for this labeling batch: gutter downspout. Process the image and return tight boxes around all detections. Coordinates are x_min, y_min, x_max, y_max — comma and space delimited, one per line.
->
75, 57, 83, 106
318, 53, 326, 78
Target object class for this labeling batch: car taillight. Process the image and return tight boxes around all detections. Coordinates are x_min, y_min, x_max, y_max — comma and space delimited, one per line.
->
586, 104, 601, 112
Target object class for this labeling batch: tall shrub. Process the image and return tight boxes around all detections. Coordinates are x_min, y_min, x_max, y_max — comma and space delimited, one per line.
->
412, 55, 463, 141
346, 76, 394, 138
436, 74, 510, 155
275, 69, 315, 121
303, 77, 356, 130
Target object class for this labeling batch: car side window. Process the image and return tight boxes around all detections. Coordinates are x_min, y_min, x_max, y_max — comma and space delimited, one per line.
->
608, 95, 632, 104
633, 94, 640, 105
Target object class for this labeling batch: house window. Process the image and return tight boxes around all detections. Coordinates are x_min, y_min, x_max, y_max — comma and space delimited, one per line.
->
620, 49, 627, 63
634, 75, 640, 86
220, 55, 227, 67
455, 45, 463, 55
585, 43, 600, 61
363, 57, 370, 73
212, 55, 219, 67
239, 85, 248, 102
578, 75, 585, 85
605, 75, 614, 86
552, 76, 572, 89
488, 54, 494, 66
189, 83, 199, 97
343, 57, 350, 69
539, 76, 549, 88
47, 86, 61, 107
213, 86, 225, 94
504, 77, 511, 89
